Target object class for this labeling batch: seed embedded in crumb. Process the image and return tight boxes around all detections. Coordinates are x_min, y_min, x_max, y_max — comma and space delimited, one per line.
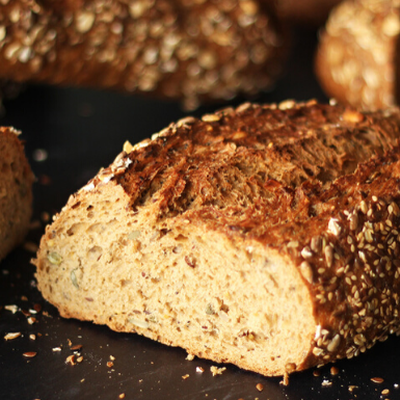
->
186, 353, 195, 361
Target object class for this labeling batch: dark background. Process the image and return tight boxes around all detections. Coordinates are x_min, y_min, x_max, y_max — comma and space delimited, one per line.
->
1, 28, 400, 400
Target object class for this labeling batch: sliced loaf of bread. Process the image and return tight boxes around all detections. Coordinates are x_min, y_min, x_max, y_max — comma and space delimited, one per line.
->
34, 100, 400, 376
0, 127, 34, 261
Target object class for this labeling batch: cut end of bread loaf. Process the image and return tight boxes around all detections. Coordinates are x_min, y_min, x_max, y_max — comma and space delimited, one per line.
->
0, 127, 34, 261
35, 181, 316, 376
34, 100, 400, 376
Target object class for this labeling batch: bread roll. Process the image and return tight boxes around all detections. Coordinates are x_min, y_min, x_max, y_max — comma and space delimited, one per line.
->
0, 127, 34, 261
315, 0, 400, 110
34, 100, 400, 377
0, 0, 288, 109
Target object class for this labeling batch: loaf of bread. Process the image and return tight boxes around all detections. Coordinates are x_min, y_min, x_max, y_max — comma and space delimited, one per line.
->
34, 100, 400, 377
0, 0, 288, 110
315, 0, 400, 110
0, 127, 34, 261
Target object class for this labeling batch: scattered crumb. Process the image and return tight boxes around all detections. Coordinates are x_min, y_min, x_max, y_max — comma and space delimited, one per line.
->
186, 353, 195, 361
107, 361, 114, 368
371, 377, 384, 384
67, 339, 72, 347
382, 389, 390, 395
348, 385, 359, 392
41, 212, 50, 223
110, 355, 116, 361
80, 379, 85, 383
20, 295, 28, 301
65, 355, 76, 365
70, 344, 83, 352
52, 347, 62, 352
394, 383, 399, 389
76, 356, 83, 363
4, 332, 22, 341
280, 372, 289, 386
33, 148, 48, 162
210, 366, 226, 376
313, 369, 321, 377
118, 393, 125, 399
29, 334, 36, 341
182, 374, 190, 380
23, 352, 37, 358
196, 366, 204, 373
256, 383, 264, 392
27, 317, 37, 325
321, 380, 332, 387
330, 366, 339, 375
4, 305, 18, 314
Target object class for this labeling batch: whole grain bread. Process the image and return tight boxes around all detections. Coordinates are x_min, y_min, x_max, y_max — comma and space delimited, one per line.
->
0, 127, 34, 261
34, 100, 400, 377
0, 0, 287, 110
315, 0, 400, 110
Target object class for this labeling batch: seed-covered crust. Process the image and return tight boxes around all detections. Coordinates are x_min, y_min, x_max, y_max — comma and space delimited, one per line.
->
35, 100, 400, 376
0, 0, 288, 109
0, 127, 34, 261
316, 0, 400, 110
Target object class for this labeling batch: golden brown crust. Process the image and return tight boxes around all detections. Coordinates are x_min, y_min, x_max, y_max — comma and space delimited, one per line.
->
0, 0, 288, 109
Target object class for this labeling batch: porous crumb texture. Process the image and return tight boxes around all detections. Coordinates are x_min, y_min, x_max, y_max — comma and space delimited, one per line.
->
0, 0, 287, 109
316, 0, 400, 110
35, 101, 400, 376
0, 127, 34, 261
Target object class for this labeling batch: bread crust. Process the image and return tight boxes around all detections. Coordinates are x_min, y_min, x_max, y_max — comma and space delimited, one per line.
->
34, 100, 400, 376
0, 127, 34, 261
0, 0, 288, 109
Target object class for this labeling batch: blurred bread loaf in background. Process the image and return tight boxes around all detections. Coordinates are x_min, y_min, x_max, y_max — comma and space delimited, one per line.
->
316, 0, 400, 110
0, 0, 289, 110
0, 127, 34, 262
